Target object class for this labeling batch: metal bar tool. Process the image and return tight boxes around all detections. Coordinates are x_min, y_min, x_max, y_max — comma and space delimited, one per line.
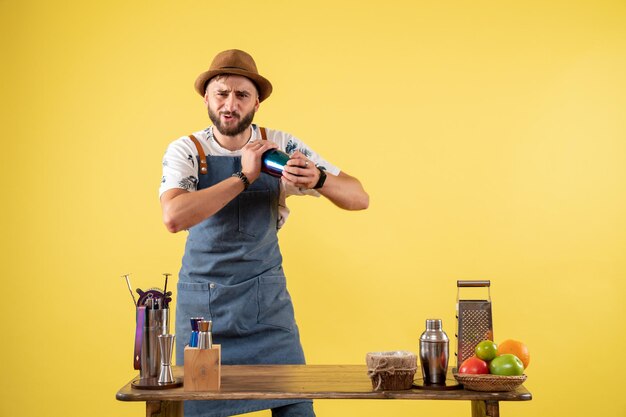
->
197, 320, 213, 349
158, 334, 175, 384
455, 280, 494, 369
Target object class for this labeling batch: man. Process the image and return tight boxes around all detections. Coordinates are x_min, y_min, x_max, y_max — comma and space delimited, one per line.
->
159, 49, 368, 417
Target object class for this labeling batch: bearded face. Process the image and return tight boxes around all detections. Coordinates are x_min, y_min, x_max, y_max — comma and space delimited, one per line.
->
208, 105, 256, 137
205, 75, 259, 137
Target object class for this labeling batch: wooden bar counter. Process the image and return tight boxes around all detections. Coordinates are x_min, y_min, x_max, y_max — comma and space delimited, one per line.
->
116, 365, 532, 417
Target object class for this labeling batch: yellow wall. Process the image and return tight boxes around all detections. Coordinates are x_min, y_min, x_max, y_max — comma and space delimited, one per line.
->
1, 1, 625, 416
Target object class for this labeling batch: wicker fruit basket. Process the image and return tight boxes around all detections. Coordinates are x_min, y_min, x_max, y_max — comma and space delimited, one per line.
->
453, 373, 527, 392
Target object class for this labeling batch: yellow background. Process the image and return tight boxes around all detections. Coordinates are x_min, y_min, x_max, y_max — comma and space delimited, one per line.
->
1, 1, 625, 416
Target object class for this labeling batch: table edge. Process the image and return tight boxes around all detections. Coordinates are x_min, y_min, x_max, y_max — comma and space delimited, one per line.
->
116, 365, 533, 402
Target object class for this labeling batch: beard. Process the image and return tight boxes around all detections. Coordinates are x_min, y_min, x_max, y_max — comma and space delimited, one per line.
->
208, 106, 256, 136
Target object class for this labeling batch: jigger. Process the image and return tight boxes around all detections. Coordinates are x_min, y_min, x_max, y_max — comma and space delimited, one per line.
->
158, 334, 175, 384
197, 320, 213, 349
189, 317, 204, 348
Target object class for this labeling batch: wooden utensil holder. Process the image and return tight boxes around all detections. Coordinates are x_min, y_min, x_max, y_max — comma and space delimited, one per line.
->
184, 345, 221, 391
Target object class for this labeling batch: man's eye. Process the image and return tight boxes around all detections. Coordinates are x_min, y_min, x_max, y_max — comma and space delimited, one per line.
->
218, 92, 228, 96
236, 93, 249, 99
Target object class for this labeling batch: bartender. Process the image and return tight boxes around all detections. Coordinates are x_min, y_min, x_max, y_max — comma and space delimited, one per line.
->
159, 49, 369, 417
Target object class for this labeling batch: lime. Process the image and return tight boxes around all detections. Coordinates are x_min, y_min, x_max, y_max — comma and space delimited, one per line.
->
475, 340, 498, 361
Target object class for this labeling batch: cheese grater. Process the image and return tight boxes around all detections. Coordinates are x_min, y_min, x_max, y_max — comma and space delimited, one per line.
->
455, 280, 494, 370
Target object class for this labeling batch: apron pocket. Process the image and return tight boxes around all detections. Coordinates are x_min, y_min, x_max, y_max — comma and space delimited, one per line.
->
238, 189, 271, 237
177, 281, 211, 319
257, 275, 296, 332
209, 279, 259, 337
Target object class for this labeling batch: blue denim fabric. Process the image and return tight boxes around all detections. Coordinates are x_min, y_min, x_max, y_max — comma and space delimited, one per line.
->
175, 153, 310, 417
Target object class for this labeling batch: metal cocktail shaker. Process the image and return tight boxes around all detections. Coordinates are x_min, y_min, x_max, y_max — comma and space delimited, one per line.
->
419, 319, 449, 385
261, 149, 290, 177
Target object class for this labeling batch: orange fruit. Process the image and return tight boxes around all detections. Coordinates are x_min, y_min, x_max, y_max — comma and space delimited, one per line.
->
496, 339, 530, 369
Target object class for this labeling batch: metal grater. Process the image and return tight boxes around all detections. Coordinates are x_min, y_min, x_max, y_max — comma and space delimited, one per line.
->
455, 280, 494, 370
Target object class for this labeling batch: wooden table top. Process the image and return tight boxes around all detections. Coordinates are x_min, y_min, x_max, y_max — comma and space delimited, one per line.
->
116, 365, 532, 402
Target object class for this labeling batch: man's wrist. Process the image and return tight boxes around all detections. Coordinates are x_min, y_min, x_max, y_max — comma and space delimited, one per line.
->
313, 167, 327, 189
231, 171, 250, 190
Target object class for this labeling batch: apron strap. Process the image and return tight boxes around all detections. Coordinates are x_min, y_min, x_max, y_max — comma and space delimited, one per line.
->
188, 134, 208, 175
190, 127, 267, 175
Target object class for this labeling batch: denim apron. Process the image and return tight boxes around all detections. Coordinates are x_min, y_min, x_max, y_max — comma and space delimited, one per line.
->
175, 149, 311, 417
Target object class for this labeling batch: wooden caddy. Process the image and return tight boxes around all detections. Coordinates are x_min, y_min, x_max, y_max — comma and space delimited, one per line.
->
183, 345, 221, 391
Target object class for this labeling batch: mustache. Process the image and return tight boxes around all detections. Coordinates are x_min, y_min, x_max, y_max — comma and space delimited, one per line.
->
220, 111, 240, 118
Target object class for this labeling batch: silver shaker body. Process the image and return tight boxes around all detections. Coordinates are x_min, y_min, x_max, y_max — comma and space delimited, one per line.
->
141, 308, 170, 379
419, 319, 449, 384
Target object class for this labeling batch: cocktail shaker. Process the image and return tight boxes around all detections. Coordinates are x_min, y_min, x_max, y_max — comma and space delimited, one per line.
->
158, 334, 175, 384
419, 319, 449, 385
261, 149, 290, 177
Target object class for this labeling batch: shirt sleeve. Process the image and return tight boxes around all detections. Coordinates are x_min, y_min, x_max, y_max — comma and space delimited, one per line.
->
159, 137, 200, 198
275, 132, 340, 198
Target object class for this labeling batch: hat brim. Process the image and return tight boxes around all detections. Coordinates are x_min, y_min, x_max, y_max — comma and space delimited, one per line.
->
194, 69, 273, 102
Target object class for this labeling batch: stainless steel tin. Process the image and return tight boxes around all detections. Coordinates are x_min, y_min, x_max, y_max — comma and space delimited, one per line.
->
141, 308, 170, 379
261, 149, 290, 177
419, 319, 449, 385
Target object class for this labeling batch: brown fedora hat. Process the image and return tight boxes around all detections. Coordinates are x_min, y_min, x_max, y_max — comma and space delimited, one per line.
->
194, 49, 273, 102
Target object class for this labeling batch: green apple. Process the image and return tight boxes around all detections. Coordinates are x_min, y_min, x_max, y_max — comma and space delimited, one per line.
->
489, 354, 524, 376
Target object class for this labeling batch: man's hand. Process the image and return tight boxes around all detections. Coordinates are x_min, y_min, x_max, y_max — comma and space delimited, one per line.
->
283, 151, 369, 210
282, 151, 320, 189
241, 140, 278, 183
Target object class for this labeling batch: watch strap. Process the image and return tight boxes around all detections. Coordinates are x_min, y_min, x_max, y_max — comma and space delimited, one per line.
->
313, 167, 327, 189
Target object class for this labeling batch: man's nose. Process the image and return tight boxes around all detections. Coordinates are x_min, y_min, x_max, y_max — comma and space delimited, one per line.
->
223, 94, 237, 111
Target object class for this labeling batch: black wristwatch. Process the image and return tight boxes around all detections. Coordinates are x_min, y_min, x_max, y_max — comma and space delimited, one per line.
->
313, 167, 327, 189
231, 171, 250, 190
